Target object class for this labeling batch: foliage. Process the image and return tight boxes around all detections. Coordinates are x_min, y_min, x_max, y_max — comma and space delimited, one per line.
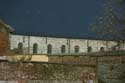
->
91, 0, 125, 49
116, 0, 124, 3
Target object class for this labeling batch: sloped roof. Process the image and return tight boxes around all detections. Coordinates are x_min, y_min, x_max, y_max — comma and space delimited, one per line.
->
0, 19, 14, 32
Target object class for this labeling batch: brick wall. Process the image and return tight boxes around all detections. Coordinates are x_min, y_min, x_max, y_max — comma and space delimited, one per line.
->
0, 32, 9, 55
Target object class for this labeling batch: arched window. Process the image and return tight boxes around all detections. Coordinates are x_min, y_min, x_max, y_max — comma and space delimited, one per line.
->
112, 46, 116, 51
47, 44, 52, 54
33, 43, 38, 54
61, 45, 66, 53
88, 46, 92, 52
74, 46, 79, 53
18, 42, 23, 54
100, 47, 105, 52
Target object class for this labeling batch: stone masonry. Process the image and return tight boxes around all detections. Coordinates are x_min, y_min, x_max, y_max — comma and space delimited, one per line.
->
10, 34, 119, 55
0, 55, 124, 83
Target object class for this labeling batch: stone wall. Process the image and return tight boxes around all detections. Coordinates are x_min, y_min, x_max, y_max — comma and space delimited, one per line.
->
0, 80, 84, 83
7, 54, 48, 62
48, 55, 97, 65
49, 55, 125, 83
10, 34, 117, 55
0, 55, 124, 83
0, 62, 96, 83
97, 56, 125, 83
98, 64, 124, 83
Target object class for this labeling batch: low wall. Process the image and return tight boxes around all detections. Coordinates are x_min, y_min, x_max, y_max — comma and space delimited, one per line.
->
48, 55, 125, 83
7, 54, 48, 62
48, 55, 124, 65
49, 55, 97, 65
0, 55, 125, 83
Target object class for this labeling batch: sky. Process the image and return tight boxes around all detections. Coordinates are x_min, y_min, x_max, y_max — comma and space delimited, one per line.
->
0, 0, 103, 38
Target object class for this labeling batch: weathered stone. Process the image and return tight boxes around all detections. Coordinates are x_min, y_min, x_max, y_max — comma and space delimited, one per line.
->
10, 34, 118, 55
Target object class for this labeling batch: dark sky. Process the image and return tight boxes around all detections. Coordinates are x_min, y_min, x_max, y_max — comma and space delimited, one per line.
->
0, 0, 103, 38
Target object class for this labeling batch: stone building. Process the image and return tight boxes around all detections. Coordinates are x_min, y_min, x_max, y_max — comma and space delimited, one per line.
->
9, 34, 120, 55
0, 20, 124, 55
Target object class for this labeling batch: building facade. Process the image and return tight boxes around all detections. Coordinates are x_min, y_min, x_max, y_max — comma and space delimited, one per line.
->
9, 34, 119, 55
0, 20, 13, 56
